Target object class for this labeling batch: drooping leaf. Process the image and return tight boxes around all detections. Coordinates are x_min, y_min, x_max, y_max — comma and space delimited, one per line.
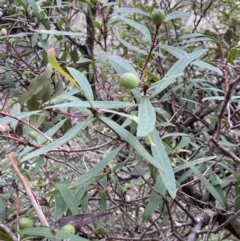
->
142, 175, 166, 220
107, 54, 139, 76
151, 129, 176, 198
115, 7, 150, 16
52, 79, 64, 98
98, 115, 164, 174
115, 35, 148, 55
5, 59, 15, 88
235, 178, 240, 212
117, 15, 151, 42
151, 49, 208, 97
72, 146, 122, 188
164, 10, 189, 21
182, 159, 227, 207
0, 111, 41, 125
67, 67, 94, 101
16, 64, 53, 105
227, 47, 240, 65
0, 192, 11, 222
55, 184, 79, 215
21, 117, 92, 161
54, 190, 67, 220
47, 100, 137, 109
26, 0, 40, 20
47, 48, 80, 91
19, 227, 88, 241
137, 96, 156, 136
10, 103, 21, 131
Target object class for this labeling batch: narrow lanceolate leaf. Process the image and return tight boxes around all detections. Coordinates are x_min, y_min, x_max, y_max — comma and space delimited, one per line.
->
182, 159, 226, 207
55, 184, 79, 215
47, 48, 81, 91
47, 101, 137, 109
10, 103, 21, 131
21, 117, 92, 161
71, 146, 122, 188
137, 96, 156, 136
19, 227, 88, 241
0, 111, 41, 125
117, 15, 151, 42
67, 67, 94, 101
115, 35, 148, 55
107, 54, 139, 76
151, 49, 208, 97
164, 11, 189, 22
54, 190, 67, 220
98, 115, 163, 171
151, 129, 176, 198
16, 64, 53, 104
235, 178, 240, 212
115, 7, 150, 16
142, 175, 166, 220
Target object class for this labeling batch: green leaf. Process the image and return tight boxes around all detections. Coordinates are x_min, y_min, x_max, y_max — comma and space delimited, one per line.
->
0, 230, 13, 241
16, 64, 53, 105
72, 146, 122, 188
160, 44, 185, 58
98, 115, 164, 172
142, 175, 165, 220
54, 190, 67, 220
164, 11, 189, 21
55, 183, 79, 215
21, 117, 92, 161
26, 0, 40, 21
10, 103, 21, 131
151, 49, 208, 97
115, 35, 148, 55
5, 59, 15, 88
151, 129, 176, 198
67, 67, 94, 101
56, 0, 62, 8
47, 101, 137, 109
192, 60, 222, 75
15, 0, 27, 10
137, 96, 156, 136
115, 7, 150, 16
107, 54, 139, 76
35, 29, 88, 37
160, 45, 221, 74
182, 159, 227, 207
52, 79, 64, 98
0, 111, 41, 124
19, 227, 89, 241
0, 192, 11, 222
235, 178, 240, 211
227, 47, 240, 65
117, 15, 151, 42
19, 119, 68, 158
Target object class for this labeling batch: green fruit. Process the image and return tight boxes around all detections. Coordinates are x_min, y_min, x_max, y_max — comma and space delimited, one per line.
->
19, 217, 34, 229
119, 73, 140, 89
61, 224, 75, 234
151, 9, 165, 25
1, 28, 7, 35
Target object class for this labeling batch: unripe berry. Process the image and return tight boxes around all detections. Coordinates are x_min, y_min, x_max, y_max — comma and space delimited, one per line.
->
19, 217, 34, 229
119, 73, 140, 89
1, 28, 7, 35
61, 224, 75, 234
151, 9, 165, 25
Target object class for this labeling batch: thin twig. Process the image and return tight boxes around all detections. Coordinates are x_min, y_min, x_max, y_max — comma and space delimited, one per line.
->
8, 154, 49, 227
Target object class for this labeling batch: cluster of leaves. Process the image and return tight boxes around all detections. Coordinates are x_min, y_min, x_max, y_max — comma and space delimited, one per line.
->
1, 0, 240, 240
